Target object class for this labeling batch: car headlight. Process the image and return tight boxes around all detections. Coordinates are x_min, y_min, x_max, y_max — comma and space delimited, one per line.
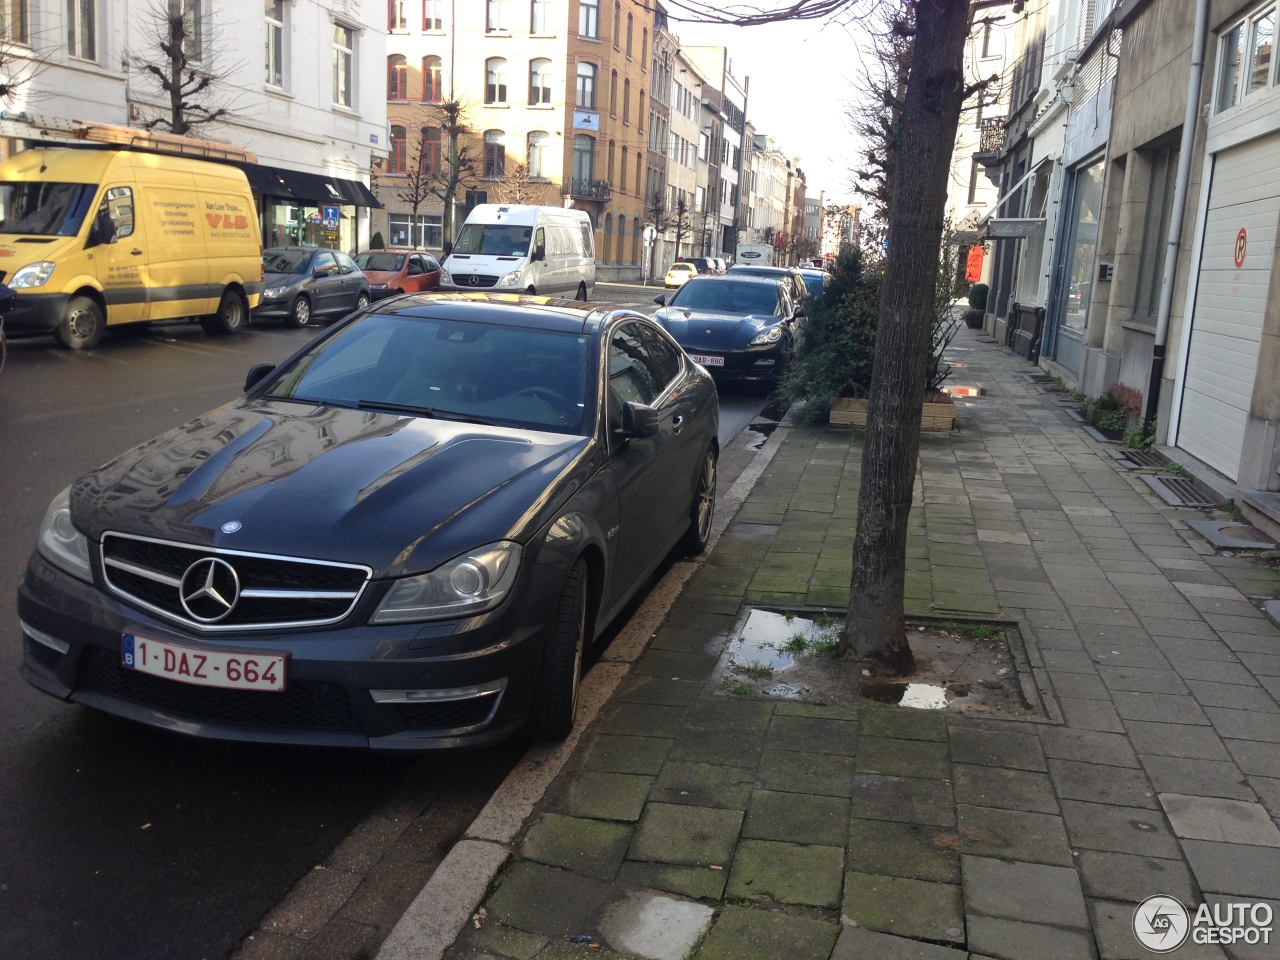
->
37, 486, 92, 583
10, 261, 55, 288
496, 271, 521, 287
438, 268, 453, 285
264, 285, 289, 298
370, 541, 522, 623
750, 326, 784, 345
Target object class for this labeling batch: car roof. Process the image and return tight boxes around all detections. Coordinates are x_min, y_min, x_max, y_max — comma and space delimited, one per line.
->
680, 274, 783, 288
799, 268, 830, 276
375, 292, 637, 334
727, 264, 797, 274
265, 246, 340, 255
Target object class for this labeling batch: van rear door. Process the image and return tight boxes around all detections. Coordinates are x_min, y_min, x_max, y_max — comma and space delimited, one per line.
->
92, 184, 149, 324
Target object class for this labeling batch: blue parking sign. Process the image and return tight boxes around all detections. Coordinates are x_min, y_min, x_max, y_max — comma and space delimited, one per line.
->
322, 205, 340, 230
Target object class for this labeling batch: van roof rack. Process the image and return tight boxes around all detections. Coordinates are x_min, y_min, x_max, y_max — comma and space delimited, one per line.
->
0, 111, 257, 163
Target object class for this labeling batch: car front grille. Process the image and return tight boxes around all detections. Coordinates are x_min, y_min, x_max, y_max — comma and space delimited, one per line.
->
26, 636, 62, 672
100, 532, 371, 632
456, 274, 499, 288
392, 695, 501, 731
77, 646, 363, 730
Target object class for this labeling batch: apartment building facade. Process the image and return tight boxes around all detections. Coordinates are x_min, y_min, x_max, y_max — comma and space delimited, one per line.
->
2, 0, 386, 252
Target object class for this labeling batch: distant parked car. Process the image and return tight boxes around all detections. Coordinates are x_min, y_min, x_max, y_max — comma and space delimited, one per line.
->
708, 257, 727, 274
726, 263, 809, 304
355, 249, 442, 300
651, 275, 799, 383
798, 269, 832, 299
255, 247, 371, 327
664, 262, 698, 288
677, 257, 715, 276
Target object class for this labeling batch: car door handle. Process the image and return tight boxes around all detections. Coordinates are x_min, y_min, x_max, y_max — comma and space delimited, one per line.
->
130, 248, 143, 256
672, 414, 685, 434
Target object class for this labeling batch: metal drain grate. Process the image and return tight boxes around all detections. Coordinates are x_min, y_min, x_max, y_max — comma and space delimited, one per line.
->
1141, 474, 1216, 508
1108, 449, 1166, 470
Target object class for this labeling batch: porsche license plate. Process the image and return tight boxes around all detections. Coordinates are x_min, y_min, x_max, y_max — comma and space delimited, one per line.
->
122, 633, 286, 692
690, 354, 724, 366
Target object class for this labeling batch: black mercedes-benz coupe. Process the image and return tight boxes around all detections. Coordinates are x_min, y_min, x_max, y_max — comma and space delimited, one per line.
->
18, 294, 719, 750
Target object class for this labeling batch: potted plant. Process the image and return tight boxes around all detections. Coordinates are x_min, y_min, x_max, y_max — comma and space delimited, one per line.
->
963, 283, 988, 329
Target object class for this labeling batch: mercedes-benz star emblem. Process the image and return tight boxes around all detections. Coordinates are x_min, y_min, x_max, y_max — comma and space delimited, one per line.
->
468, 275, 480, 286
220, 520, 242, 534
179, 557, 241, 623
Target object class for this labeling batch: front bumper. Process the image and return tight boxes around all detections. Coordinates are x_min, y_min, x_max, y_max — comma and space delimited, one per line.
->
250, 295, 296, 320
18, 550, 565, 750
4, 292, 72, 333
684, 339, 790, 381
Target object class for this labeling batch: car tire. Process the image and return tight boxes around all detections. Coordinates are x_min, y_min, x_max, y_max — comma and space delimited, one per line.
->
200, 289, 248, 336
529, 558, 588, 740
287, 296, 311, 328
355, 292, 370, 311
576, 282, 588, 301
679, 445, 717, 556
54, 296, 105, 350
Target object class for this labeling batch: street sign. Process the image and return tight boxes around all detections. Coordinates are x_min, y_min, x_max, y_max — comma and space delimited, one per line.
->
643, 224, 657, 243
1235, 227, 1248, 268
322, 205, 340, 230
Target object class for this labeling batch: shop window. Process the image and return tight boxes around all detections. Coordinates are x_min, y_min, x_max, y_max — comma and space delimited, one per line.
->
388, 124, 407, 173
1060, 157, 1106, 333
387, 55, 408, 100
485, 57, 508, 104
529, 58, 552, 104
422, 55, 442, 101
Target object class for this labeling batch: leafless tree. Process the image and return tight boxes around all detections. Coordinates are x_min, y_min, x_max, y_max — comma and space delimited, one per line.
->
494, 163, 554, 205
391, 125, 438, 247
426, 99, 481, 248
0, 20, 57, 108
132, 0, 240, 136
671, 193, 693, 259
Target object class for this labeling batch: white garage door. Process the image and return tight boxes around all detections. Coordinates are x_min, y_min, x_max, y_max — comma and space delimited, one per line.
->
1178, 132, 1280, 480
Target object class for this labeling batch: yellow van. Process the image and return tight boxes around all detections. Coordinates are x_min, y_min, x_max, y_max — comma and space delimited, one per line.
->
0, 148, 262, 349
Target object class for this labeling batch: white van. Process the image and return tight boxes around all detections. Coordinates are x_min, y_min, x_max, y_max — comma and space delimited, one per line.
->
439, 205, 595, 299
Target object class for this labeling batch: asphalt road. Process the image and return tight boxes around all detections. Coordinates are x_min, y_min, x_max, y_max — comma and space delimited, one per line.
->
0, 286, 774, 960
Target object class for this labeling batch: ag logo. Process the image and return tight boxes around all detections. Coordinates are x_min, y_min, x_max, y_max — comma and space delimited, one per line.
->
1134, 895, 1190, 953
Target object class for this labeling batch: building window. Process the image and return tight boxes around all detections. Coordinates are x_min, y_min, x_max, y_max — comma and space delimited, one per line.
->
423, 0, 442, 29
390, 213, 442, 248
179, 0, 205, 61
388, 0, 406, 29
1250, 9, 1275, 93
422, 55, 442, 101
609, 69, 618, 116
966, 159, 982, 205
486, 0, 508, 31
485, 57, 508, 104
1061, 157, 1106, 333
530, 0, 549, 32
579, 0, 597, 38
626, 12, 633, 56
622, 78, 630, 123
527, 130, 549, 177
332, 25, 355, 107
576, 62, 596, 109
638, 90, 644, 131
573, 134, 594, 182
1134, 146, 1180, 323
641, 28, 647, 68
421, 126, 441, 174
388, 124, 407, 173
484, 130, 506, 178
388, 54, 408, 100
264, 0, 284, 86
612, 1, 619, 47
529, 57, 552, 104
67, 0, 95, 59
607, 139, 615, 183
1214, 7, 1280, 112
2, 0, 28, 41
620, 147, 628, 192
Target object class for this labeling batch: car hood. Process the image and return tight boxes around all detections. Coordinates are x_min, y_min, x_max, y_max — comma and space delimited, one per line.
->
362, 270, 401, 284
71, 402, 593, 577
264, 271, 305, 289
653, 306, 775, 348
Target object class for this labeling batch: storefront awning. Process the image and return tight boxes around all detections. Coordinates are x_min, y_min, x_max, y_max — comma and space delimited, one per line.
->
230, 161, 381, 208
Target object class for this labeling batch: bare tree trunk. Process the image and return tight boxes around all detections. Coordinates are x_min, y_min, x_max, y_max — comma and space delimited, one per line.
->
844, 0, 970, 675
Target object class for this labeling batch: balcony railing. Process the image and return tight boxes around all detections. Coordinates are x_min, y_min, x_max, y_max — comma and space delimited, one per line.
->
977, 116, 1006, 154
563, 178, 612, 200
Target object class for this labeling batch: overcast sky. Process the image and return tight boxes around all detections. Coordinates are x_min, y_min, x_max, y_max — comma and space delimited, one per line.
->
669, 12, 867, 205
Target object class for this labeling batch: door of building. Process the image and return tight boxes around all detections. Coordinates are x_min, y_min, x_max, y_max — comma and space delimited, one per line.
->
1177, 131, 1280, 480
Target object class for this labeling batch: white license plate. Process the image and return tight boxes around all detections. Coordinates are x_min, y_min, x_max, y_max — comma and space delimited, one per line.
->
690, 354, 724, 366
122, 633, 287, 692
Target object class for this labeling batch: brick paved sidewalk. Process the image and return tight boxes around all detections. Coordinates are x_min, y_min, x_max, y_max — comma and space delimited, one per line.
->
444, 328, 1280, 960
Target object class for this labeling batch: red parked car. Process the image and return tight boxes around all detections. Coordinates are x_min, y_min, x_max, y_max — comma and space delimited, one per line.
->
355, 249, 442, 300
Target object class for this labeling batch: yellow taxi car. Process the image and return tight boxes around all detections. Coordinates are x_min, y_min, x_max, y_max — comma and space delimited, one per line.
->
663, 262, 698, 288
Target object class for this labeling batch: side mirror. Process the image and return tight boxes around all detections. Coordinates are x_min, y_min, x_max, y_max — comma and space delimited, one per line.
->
244, 363, 276, 392
653, 294, 667, 306
792, 305, 805, 320
618, 402, 661, 439
443, 241, 454, 257
313, 268, 329, 280
531, 244, 546, 262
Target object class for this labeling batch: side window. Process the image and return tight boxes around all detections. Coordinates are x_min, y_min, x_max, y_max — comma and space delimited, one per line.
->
407, 255, 423, 275
580, 222, 594, 259
608, 322, 660, 407
640, 323, 681, 389
425, 255, 440, 271
534, 226, 545, 257
97, 186, 135, 241
336, 252, 358, 274
313, 251, 337, 275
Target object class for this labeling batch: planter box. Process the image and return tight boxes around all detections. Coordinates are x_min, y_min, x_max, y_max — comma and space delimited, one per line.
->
830, 398, 955, 431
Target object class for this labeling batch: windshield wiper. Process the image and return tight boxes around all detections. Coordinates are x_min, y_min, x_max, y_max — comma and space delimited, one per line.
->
356, 400, 506, 426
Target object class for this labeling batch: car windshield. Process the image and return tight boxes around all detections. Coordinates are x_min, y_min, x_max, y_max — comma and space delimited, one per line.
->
263, 249, 313, 274
263, 312, 592, 435
0, 182, 97, 236
668, 279, 780, 315
802, 273, 826, 296
453, 223, 533, 257
355, 252, 406, 271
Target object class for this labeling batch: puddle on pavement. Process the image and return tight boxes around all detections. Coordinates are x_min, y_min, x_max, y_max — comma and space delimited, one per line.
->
711, 608, 1035, 715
